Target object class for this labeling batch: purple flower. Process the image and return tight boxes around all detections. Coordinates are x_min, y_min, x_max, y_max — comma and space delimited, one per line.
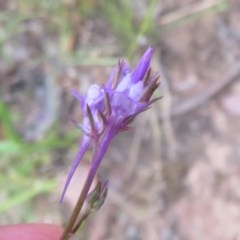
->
61, 47, 160, 202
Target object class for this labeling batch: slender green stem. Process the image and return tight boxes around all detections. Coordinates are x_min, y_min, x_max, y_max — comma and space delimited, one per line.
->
72, 209, 91, 233
60, 167, 95, 240
60, 127, 114, 240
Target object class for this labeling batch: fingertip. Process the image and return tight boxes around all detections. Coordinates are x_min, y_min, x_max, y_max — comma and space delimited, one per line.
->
0, 223, 63, 240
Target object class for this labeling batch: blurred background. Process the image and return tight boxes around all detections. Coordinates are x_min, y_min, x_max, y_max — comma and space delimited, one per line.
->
1, 0, 240, 239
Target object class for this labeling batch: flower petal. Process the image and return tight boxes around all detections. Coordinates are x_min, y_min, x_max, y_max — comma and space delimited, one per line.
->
131, 47, 153, 83
111, 92, 139, 123
129, 81, 143, 100
106, 67, 117, 88
85, 84, 103, 107
116, 74, 132, 92
72, 90, 85, 109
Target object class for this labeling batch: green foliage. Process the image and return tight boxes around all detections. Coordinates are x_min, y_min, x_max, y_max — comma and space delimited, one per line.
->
99, 0, 157, 57
100, 0, 135, 43
127, 0, 157, 57
0, 102, 21, 143
0, 140, 21, 156
0, 102, 78, 217
0, 180, 55, 214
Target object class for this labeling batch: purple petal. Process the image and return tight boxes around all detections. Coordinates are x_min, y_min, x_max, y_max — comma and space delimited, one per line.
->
60, 136, 90, 202
72, 90, 85, 109
129, 81, 144, 100
106, 60, 131, 89
106, 66, 117, 88
116, 74, 132, 92
85, 84, 103, 106
111, 92, 139, 122
72, 90, 84, 101
118, 60, 131, 84
121, 60, 131, 76
131, 47, 153, 83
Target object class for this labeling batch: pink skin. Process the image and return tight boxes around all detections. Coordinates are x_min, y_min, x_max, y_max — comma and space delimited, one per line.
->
0, 224, 63, 240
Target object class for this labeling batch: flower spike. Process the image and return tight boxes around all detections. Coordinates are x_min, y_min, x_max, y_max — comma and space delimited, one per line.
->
61, 47, 161, 202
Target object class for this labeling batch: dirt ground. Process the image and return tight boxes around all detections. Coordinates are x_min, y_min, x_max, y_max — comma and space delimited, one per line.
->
1, 0, 240, 239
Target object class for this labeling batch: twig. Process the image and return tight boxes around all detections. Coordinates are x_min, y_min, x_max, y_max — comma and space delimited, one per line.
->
159, 63, 240, 119
157, 49, 177, 159
159, 0, 223, 26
